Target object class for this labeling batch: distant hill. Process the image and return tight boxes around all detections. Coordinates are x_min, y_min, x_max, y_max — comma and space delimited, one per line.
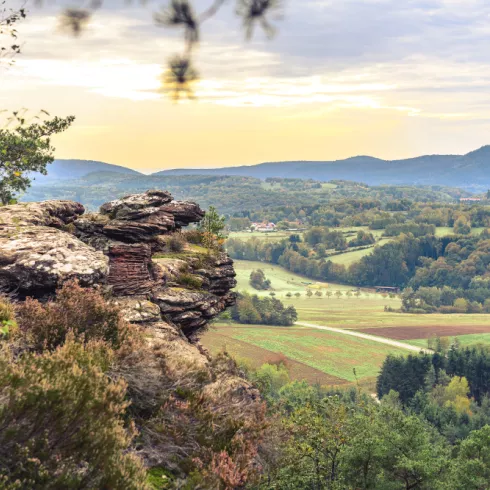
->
31, 159, 141, 184
152, 146, 490, 191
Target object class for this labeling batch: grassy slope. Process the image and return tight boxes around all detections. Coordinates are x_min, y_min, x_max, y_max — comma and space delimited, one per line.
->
209, 227, 490, 386
407, 333, 490, 349
205, 325, 408, 381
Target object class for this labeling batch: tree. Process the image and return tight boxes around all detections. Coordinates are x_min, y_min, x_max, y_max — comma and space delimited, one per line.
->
326, 290, 333, 299
306, 289, 313, 298
0, 114, 75, 204
454, 217, 471, 235
198, 205, 226, 239
450, 425, 490, 489
249, 269, 271, 290
335, 290, 343, 298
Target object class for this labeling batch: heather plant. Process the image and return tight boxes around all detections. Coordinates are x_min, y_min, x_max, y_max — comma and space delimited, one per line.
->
15, 280, 139, 353
0, 338, 147, 489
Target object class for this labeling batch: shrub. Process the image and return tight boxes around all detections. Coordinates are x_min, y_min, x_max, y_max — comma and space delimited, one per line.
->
0, 339, 147, 489
249, 269, 271, 290
182, 228, 205, 245
178, 273, 203, 290
0, 298, 14, 323
15, 280, 139, 353
166, 232, 186, 252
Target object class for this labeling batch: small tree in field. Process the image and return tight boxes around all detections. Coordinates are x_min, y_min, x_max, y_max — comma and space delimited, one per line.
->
346, 291, 353, 298
335, 290, 343, 299
286, 292, 292, 298
354, 290, 361, 298
326, 291, 333, 299
294, 292, 301, 298
306, 290, 313, 298
315, 290, 322, 297
0, 113, 75, 204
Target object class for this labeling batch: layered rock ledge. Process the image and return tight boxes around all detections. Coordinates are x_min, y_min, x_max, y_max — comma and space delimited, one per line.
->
0, 190, 236, 342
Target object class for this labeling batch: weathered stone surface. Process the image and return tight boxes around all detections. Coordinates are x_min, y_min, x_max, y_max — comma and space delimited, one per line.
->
152, 258, 189, 283
0, 191, 235, 339
151, 287, 228, 335
0, 226, 108, 294
112, 296, 162, 323
107, 243, 153, 296
74, 191, 203, 250
0, 200, 84, 228
159, 201, 205, 227
99, 190, 173, 218
193, 253, 237, 295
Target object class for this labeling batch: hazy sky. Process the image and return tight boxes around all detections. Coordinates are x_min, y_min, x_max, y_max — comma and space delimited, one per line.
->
2, 0, 490, 172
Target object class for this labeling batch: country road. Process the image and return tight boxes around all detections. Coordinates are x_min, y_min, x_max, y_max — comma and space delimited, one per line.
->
296, 322, 432, 353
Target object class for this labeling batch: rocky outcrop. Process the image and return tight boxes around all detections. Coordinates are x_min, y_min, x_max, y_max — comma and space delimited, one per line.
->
0, 201, 107, 295
75, 190, 205, 249
0, 191, 261, 484
0, 190, 235, 340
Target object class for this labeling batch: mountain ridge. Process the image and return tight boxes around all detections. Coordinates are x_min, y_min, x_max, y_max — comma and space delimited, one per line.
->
149, 146, 490, 189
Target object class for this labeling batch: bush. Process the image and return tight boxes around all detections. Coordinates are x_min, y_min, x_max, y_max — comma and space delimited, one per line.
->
0, 299, 14, 323
15, 281, 138, 353
178, 273, 203, 290
166, 232, 186, 252
0, 339, 147, 489
182, 229, 205, 245
249, 269, 271, 290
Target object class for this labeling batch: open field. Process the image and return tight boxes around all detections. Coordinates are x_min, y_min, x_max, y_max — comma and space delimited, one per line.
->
407, 333, 490, 349
203, 330, 348, 385
210, 259, 490, 388
202, 324, 408, 382
435, 226, 485, 236
228, 231, 300, 242
233, 260, 355, 295
356, 324, 490, 340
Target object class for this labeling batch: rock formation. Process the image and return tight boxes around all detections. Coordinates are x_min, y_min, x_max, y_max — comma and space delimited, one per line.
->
0, 191, 265, 485
0, 190, 236, 340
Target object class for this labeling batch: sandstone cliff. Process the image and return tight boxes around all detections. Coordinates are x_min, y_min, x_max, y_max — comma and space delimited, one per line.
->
0, 190, 236, 338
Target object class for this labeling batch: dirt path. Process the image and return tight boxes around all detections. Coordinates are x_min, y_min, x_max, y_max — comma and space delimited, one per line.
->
296, 322, 432, 353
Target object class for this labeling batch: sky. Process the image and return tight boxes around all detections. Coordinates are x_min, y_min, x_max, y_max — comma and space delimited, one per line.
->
2, 0, 490, 172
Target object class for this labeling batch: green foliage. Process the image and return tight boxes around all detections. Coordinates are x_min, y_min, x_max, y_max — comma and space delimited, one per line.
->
177, 272, 203, 290
0, 338, 147, 489
230, 292, 298, 326
0, 113, 74, 204
249, 268, 272, 290
198, 205, 226, 239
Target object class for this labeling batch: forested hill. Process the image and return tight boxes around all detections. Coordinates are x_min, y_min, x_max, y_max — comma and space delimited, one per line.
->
153, 145, 490, 192
23, 175, 471, 213
30, 159, 142, 183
